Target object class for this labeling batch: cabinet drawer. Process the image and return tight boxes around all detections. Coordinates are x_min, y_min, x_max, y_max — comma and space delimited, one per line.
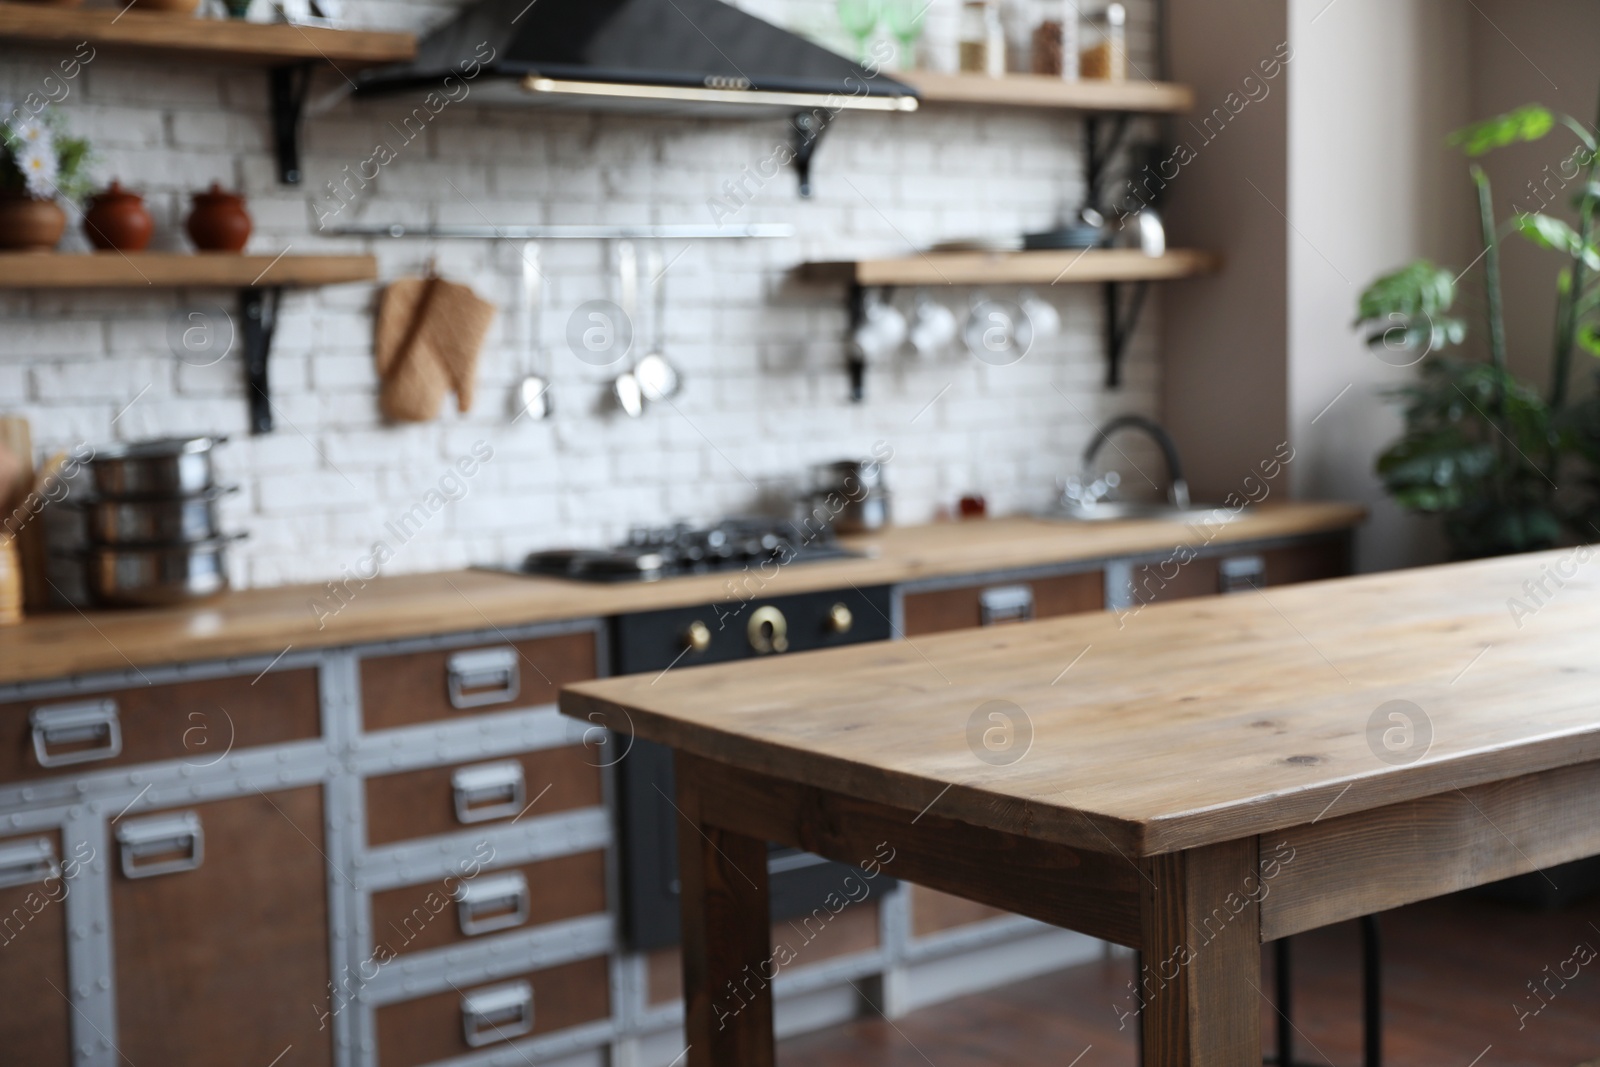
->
374, 956, 610, 1067
370, 850, 607, 959
360, 631, 598, 732
365, 748, 603, 848
112, 787, 332, 1067
0, 669, 320, 785
1127, 536, 1353, 605
902, 571, 1104, 637
0, 830, 72, 1065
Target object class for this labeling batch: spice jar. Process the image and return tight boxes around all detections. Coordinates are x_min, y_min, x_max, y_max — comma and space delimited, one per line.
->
959, 0, 1006, 78
1080, 2, 1127, 82
1031, 0, 1080, 79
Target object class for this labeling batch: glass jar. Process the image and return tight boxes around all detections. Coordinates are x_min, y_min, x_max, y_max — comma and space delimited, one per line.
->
1031, 0, 1080, 79
1080, 2, 1127, 82
959, 0, 1006, 78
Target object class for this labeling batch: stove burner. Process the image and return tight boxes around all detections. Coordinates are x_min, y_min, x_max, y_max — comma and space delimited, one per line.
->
520, 519, 855, 583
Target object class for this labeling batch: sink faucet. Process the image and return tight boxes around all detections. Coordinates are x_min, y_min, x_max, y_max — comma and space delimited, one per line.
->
1079, 415, 1191, 509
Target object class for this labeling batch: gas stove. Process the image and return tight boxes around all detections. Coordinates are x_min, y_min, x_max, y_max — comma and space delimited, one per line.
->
516, 519, 859, 583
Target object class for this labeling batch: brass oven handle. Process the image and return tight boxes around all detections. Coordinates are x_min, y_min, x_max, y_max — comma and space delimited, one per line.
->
748, 606, 790, 655
827, 602, 854, 634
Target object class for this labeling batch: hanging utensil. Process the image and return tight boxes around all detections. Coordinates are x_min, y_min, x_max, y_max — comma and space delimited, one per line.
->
611, 240, 644, 418
513, 240, 551, 422
634, 244, 682, 403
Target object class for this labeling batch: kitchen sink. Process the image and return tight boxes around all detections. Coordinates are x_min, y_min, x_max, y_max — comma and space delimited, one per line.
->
1041, 501, 1242, 524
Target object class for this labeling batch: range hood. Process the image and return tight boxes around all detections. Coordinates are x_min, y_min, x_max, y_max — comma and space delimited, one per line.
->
355, 0, 920, 116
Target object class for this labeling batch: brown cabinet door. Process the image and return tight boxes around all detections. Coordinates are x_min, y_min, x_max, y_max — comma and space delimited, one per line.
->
374, 956, 610, 1067
0, 669, 320, 785
0, 830, 72, 1065
361, 631, 598, 732
902, 571, 1104, 637
368, 850, 607, 960
364, 748, 602, 848
1127, 534, 1353, 606
111, 787, 332, 1067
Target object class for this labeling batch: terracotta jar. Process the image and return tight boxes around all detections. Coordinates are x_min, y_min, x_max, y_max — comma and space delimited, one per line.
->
186, 183, 252, 253
84, 181, 155, 252
0, 194, 67, 252
129, 0, 201, 12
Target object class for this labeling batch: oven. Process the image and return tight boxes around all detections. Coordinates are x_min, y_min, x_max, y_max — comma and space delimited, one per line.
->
611, 584, 895, 951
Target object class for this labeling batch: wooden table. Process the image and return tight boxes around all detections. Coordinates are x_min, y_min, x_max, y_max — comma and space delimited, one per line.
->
560, 549, 1600, 1065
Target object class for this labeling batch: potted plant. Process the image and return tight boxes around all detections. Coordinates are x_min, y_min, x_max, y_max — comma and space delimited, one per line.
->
1357, 102, 1600, 558
0, 109, 92, 252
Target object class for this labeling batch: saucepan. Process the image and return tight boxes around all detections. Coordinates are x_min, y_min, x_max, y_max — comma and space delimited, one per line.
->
87, 436, 226, 498
78, 534, 246, 607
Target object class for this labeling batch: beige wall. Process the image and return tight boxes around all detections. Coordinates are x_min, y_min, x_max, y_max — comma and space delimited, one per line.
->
1286, 0, 1476, 572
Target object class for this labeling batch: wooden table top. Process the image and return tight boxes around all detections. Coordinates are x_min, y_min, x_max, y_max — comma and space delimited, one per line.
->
0, 504, 1360, 686
562, 548, 1600, 857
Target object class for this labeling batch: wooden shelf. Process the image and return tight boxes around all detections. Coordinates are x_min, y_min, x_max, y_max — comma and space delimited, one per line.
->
0, 252, 377, 289
897, 71, 1193, 114
800, 248, 1219, 288
0, 2, 415, 66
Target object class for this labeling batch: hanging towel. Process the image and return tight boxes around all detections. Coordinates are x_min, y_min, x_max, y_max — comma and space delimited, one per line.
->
374, 273, 496, 422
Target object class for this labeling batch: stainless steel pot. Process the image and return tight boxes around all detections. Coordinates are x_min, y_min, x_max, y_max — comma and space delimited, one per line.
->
810, 460, 891, 534
88, 436, 225, 498
78, 486, 236, 545
81, 535, 243, 607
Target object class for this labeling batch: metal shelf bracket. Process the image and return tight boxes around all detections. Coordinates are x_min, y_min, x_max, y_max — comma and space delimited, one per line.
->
1104, 279, 1150, 389
271, 63, 314, 185
241, 287, 284, 435
791, 107, 837, 198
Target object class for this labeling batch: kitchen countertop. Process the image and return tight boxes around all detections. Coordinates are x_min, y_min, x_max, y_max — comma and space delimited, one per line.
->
560, 546, 1597, 857
0, 503, 1363, 687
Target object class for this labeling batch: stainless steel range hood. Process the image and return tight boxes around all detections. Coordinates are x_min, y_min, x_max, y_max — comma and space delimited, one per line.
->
354, 0, 920, 116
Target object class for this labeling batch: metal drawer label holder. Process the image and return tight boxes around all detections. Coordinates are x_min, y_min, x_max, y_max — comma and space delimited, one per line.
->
0, 837, 60, 890
117, 812, 204, 880
456, 871, 532, 936
979, 584, 1035, 626
447, 648, 522, 709
30, 699, 123, 768
461, 979, 535, 1047
451, 760, 527, 824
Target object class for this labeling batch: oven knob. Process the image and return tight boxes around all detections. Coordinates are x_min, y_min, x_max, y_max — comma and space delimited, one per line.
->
684, 621, 712, 653
747, 606, 789, 655
827, 603, 854, 635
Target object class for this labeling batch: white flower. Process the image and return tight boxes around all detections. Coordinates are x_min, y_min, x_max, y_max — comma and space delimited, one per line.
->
14, 119, 47, 146
18, 142, 58, 199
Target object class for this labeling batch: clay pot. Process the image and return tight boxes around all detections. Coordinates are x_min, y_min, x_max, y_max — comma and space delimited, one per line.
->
0, 194, 68, 252
129, 0, 201, 12
186, 183, 252, 253
84, 181, 155, 253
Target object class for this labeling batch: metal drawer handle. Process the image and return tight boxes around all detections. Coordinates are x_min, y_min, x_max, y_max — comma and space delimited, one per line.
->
1219, 554, 1267, 594
30, 700, 122, 768
461, 980, 534, 1047
117, 812, 203, 880
457, 871, 531, 936
979, 584, 1034, 626
0, 837, 60, 890
451, 760, 527, 824
447, 648, 522, 709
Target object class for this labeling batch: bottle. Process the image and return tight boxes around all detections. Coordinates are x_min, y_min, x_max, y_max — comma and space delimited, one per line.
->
959, 0, 1006, 77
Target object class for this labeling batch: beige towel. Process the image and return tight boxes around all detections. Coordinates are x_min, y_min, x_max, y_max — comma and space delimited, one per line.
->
374, 275, 496, 422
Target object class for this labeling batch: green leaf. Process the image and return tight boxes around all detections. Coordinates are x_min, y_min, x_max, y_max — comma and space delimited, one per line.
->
1516, 213, 1600, 270
1449, 105, 1555, 156
1560, 115, 1599, 154
1580, 323, 1600, 357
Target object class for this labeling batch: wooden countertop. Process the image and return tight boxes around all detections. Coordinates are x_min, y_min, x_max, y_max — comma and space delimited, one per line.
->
563, 547, 1600, 857
0, 503, 1361, 687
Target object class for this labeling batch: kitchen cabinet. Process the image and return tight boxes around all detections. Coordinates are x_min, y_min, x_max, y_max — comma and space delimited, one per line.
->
902, 570, 1105, 637
1123, 534, 1352, 606
111, 788, 332, 1067
0, 830, 72, 1064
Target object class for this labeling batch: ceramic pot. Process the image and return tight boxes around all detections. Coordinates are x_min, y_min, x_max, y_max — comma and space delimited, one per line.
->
185, 183, 252, 253
84, 181, 155, 252
0, 195, 67, 252
129, 0, 201, 12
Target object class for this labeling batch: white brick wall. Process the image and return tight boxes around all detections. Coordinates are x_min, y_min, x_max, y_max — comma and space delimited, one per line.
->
1, 0, 1167, 590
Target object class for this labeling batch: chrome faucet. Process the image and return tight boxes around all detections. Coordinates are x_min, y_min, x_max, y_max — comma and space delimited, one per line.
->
1076, 415, 1191, 509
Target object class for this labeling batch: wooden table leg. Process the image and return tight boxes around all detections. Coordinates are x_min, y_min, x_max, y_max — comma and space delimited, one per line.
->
1139, 839, 1262, 1066
677, 761, 775, 1067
